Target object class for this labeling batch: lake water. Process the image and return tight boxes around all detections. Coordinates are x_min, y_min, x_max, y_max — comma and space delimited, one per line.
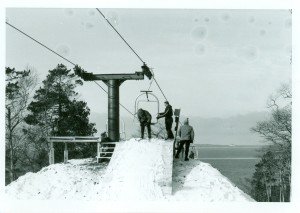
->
194, 145, 262, 195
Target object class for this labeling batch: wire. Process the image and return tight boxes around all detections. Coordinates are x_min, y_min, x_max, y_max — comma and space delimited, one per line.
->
6, 21, 77, 67
147, 78, 154, 91
6, 21, 136, 117
153, 77, 168, 101
96, 82, 136, 117
93, 81, 107, 93
95, 8, 144, 64
95, 8, 169, 102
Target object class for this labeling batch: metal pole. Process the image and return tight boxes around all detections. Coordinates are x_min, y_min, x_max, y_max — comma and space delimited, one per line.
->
173, 109, 181, 156
49, 140, 55, 165
107, 79, 120, 142
64, 142, 68, 163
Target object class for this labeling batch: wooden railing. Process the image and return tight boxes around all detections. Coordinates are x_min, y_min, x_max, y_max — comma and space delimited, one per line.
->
47, 136, 118, 164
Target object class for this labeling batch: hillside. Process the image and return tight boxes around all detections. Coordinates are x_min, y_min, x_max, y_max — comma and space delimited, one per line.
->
6, 139, 253, 202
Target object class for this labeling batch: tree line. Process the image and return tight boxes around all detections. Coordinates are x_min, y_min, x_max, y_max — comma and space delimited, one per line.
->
250, 84, 291, 202
5, 64, 97, 185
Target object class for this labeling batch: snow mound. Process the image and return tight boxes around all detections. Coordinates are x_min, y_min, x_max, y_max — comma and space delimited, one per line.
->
91, 138, 173, 201
5, 158, 107, 200
6, 138, 253, 202
172, 160, 253, 201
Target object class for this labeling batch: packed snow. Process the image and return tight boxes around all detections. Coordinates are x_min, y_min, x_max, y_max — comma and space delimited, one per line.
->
89, 138, 173, 201
172, 160, 253, 201
5, 158, 108, 200
6, 138, 253, 202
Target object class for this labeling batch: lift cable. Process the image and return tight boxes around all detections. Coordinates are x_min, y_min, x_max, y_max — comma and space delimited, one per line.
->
147, 78, 154, 91
6, 21, 136, 117
95, 8, 144, 64
94, 82, 136, 117
95, 8, 169, 102
6, 22, 76, 67
152, 77, 168, 101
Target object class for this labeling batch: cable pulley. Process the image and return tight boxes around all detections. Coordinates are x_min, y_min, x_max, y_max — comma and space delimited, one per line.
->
141, 63, 153, 80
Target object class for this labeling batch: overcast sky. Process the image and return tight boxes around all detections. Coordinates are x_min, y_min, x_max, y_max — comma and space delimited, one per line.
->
6, 9, 291, 118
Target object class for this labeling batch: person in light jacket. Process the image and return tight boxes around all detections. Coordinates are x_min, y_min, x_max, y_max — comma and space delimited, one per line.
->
175, 118, 194, 161
137, 108, 152, 139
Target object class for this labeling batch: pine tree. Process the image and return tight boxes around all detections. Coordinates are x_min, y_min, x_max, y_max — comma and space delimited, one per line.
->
25, 64, 97, 162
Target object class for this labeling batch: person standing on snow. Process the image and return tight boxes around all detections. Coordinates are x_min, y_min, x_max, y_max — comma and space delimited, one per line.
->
175, 118, 194, 161
157, 101, 174, 140
137, 108, 152, 139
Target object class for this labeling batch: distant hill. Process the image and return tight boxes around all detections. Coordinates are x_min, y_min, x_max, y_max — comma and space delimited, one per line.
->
89, 111, 269, 145
185, 112, 270, 145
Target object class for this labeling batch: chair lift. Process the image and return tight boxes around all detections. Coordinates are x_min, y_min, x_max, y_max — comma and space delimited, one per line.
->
134, 90, 160, 125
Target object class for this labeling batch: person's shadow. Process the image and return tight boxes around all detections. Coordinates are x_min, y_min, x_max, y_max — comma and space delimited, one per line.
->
172, 158, 201, 194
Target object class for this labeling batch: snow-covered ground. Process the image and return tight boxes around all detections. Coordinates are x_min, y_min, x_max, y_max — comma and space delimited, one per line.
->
5, 138, 253, 202
5, 158, 108, 200
172, 160, 253, 201
88, 138, 173, 201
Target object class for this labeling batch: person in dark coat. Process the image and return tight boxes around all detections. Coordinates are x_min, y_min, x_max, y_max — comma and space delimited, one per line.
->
137, 108, 152, 139
157, 101, 174, 140
175, 118, 195, 161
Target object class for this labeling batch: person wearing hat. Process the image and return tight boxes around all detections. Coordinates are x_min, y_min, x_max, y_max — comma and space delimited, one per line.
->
157, 101, 174, 140
175, 118, 194, 161
137, 108, 152, 139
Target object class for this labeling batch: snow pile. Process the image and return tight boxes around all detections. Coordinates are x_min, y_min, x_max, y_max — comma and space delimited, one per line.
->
6, 139, 173, 201
6, 138, 253, 202
91, 138, 173, 201
5, 158, 107, 200
172, 160, 253, 201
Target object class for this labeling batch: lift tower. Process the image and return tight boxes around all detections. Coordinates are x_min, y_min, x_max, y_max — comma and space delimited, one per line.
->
75, 64, 152, 142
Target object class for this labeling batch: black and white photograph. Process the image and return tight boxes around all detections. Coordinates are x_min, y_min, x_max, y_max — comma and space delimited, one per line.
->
1, 0, 299, 212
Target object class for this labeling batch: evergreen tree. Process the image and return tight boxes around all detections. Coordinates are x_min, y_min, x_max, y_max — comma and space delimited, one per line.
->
25, 64, 97, 162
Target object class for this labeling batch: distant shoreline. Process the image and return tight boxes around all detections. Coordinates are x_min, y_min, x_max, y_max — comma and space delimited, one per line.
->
198, 158, 260, 160
194, 144, 266, 148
